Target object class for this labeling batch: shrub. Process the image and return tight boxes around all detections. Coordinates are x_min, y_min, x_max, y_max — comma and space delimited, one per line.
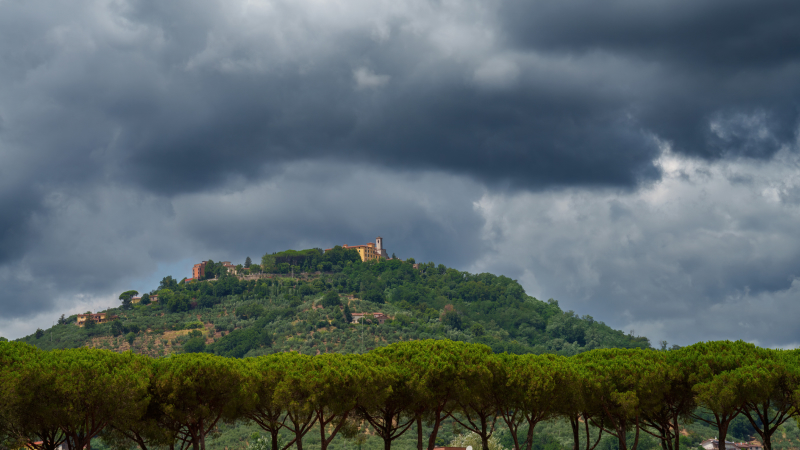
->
238, 303, 265, 320
183, 336, 206, 353
441, 311, 462, 330
361, 289, 385, 304
322, 291, 341, 308
184, 321, 204, 330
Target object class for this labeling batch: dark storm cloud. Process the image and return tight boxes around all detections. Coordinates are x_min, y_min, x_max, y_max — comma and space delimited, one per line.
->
168, 163, 488, 268
2, 0, 800, 343
500, 0, 800, 160
4, 0, 797, 200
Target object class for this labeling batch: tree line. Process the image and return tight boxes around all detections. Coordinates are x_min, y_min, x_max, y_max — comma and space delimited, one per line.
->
3, 339, 793, 450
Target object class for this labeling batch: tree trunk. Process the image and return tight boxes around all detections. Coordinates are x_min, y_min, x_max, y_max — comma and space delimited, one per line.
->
417, 417, 424, 450
630, 417, 641, 450
481, 419, 490, 450
525, 420, 536, 450
508, 424, 521, 450
718, 422, 729, 450
426, 412, 445, 450
271, 430, 280, 450
570, 416, 580, 450
616, 422, 627, 450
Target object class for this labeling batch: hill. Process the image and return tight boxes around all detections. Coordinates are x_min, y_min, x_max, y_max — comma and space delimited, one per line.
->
17, 247, 650, 356
15, 249, 800, 450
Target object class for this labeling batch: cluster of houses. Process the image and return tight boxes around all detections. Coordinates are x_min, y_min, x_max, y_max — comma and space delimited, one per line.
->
182, 235, 428, 282
701, 439, 763, 450
74, 236, 404, 329
351, 312, 389, 325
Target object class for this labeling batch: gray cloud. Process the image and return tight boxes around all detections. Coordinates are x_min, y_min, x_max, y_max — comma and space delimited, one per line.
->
470, 149, 800, 347
5, 0, 798, 201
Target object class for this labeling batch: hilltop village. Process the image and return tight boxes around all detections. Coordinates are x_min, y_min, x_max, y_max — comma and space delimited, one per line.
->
184, 237, 398, 283
75, 237, 402, 327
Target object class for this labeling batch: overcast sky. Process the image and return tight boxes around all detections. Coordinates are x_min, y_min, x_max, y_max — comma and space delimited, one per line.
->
1, 0, 799, 347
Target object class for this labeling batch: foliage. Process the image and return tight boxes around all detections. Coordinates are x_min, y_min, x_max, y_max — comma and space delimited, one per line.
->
238, 303, 265, 320
4, 340, 800, 450
322, 291, 341, 308
152, 353, 245, 450
183, 337, 206, 353
17, 250, 651, 360
206, 316, 275, 358
119, 290, 139, 310
343, 304, 353, 324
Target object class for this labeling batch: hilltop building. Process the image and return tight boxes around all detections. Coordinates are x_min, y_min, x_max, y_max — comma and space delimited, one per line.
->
131, 294, 158, 304
351, 312, 389, 324
327, 237, 388, 262
192, 261, 237, 280
76, 312, 114, 327
193, 261, 207, 279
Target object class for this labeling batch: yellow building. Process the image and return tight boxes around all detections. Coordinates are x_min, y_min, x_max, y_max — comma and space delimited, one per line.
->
328, 237, 389, 262
76, 312, 111, 327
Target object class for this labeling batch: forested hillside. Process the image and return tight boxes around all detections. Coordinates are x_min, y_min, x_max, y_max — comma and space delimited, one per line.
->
18, 247, 650, 356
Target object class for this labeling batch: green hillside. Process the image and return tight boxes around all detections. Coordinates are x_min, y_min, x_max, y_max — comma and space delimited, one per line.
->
18, 247, 650, 356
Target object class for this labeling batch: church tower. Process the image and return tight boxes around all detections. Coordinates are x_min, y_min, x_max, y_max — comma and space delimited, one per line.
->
376, 236, 388, 259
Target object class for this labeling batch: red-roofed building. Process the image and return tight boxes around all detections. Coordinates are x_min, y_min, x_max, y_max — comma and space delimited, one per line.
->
193, 261, 207, 280
351, 312, 389, 325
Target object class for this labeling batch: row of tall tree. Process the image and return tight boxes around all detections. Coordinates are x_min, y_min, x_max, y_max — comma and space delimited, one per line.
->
1, 340, 797, 450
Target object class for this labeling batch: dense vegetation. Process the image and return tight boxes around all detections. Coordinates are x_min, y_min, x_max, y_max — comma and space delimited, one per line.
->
1, 340, 798, 450
16, 248, 649, 357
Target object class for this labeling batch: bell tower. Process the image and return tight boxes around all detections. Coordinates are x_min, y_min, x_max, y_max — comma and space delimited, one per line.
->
376, 236, 383, 251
